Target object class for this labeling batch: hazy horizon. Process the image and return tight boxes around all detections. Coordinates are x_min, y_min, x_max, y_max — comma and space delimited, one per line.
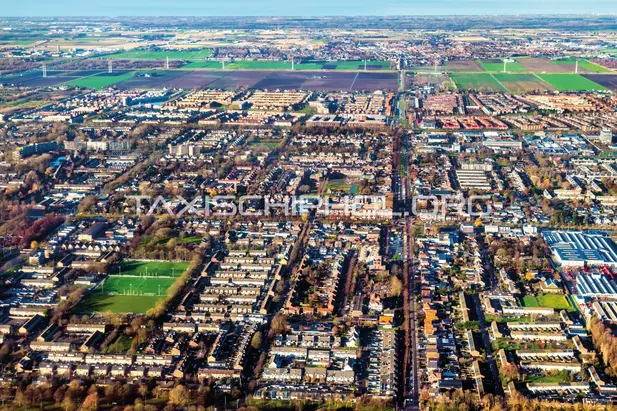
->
4, 0, 617, 17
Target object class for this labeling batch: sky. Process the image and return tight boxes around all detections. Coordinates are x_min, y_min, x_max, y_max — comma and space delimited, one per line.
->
3, 0, 617, 16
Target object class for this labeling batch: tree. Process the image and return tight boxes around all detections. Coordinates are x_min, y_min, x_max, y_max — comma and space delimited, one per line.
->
390, 276, 403, 297
168, 384, 190, 407
82, 392, 99, 411
251, 331, 263, 350
269, 313, 289, 338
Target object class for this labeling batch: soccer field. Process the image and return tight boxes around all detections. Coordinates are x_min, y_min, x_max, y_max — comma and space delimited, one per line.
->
78, 294, 163, 314
77, 260, 190, 314
116, 260, 189, 278
100, 276, 175, 296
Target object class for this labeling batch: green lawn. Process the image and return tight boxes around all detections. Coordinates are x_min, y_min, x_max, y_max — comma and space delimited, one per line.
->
450, 73, 507, 92
536, 73, 607, 91
526, 370, 572, 384
325, 179, 358, 194
111, 49, 213, 60
522, 294, 575, 312
77, 294, 163, 314
554, 59, 612, 73
480, 60, 527, 73
65, 71, 135, 89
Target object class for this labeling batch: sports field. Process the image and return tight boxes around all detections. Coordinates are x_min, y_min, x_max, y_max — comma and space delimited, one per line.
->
480, 60, 527, 73
536, 73, 607, 91
80, 260, 189, 313
65, 71, 135, 89
116, 260, 188, 278
78, 294, 163, 314
522, 294, 575, 312
450, 73, 506, 92
111, 49, 213, 60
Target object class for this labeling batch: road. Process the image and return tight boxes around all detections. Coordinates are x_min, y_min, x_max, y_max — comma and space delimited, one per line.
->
404, 218, 420, 411
471, 293, 504, 396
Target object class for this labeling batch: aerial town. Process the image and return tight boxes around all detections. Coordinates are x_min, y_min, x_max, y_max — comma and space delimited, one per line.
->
3, 14, 617, 411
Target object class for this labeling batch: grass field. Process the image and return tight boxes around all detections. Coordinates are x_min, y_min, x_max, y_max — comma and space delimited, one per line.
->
181, 60, 223, 69
78, 294, 163, 314
65, 71, 135, 89
78, 260, 190, 314
536, 73, 607, 91
101, 276, 176, 296
522, 294, 575, 312
116, 260, 189, 278
554, 59, 611, 73
111, 49, 213, 60
526, 370, 572, 384
333, 60, 391, 70
480, 60, 527, 73
450, 73, 506, 92
226, 61, 293, 70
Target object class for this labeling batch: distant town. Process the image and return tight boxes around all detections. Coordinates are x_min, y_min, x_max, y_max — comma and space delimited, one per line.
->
2, 14, 617, 411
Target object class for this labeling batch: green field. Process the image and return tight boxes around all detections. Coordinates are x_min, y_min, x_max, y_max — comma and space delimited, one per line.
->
480, 60, 527, 73
450, 73, 506, 92
226, 61, 294, 70
333, 60, 391, 70
78, 294, 163, 314
536, 73, 607, 91
116, 260, 189, 278
111, 49, 213, 60
325, 178, 359, 194
522, 294, 575, 312
554, 59, 611, 73
78, 260, 190, 313
181, 60, 224, 69
101, 276, 176, 296
526, 370, 572, 384
65, 71, 135, 89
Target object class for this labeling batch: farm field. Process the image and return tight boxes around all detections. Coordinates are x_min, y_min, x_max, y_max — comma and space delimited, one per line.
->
181, 60, 223, 69
65, 71, 135, 89
226, 60, 292, 70
111, 49, 213, 60
492, 73, 554, 92
582, 74, 617, 91
536, 73, 607, 91
522, 294, 575, 312
517, 57, 570, 73
450, 73, 506, 92
333, 60, 391, 70
480, 60, 527, 73
554, 59, 611, 73
446, 60, 485, 72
